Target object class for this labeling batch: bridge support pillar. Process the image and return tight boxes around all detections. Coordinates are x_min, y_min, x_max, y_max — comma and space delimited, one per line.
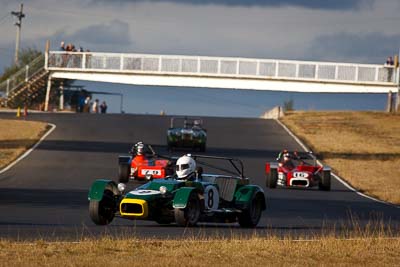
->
44, 74, 52, 112
59, 81, 64, 111
386, 90, 399, 113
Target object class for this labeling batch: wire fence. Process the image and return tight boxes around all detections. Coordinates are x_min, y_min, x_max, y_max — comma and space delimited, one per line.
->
0, 54, 45, 97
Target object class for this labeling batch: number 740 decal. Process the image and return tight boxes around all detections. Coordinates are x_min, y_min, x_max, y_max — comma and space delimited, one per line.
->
140, 169, 162, 175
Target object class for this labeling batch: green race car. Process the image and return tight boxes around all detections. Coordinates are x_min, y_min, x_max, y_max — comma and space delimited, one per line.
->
167, 117, 207, 152
88, 155, 266, 227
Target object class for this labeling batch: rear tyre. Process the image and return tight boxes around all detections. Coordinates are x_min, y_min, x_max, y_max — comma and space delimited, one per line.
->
319, 170, 331, 191
266, 168, 278, 188
174, 192, 201, 227
238, 194, 264, 228
89, 189, 116, 225
118, 163, 130, 183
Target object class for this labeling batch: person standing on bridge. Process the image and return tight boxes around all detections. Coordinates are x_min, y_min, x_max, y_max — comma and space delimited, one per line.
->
386, 56, 394, 65
60, 41, 65, 51
385, 56, 395, 82
92, 99, 99, 113
83, 96, 91, 113
100, 101, 107, 114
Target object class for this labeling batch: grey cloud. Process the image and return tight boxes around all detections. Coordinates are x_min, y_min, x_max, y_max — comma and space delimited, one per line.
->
68, 20, 132, 46
91, 0, 374, 10
307, 32, 400, 64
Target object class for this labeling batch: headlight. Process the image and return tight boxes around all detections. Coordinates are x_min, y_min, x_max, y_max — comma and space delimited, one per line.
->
159, 186, 167, 195
118, 183, 126, 192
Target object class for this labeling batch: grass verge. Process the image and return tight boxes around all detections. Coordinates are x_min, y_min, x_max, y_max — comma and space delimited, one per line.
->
0, 119, 49, 170
281, 111, 400, 205
0, 235, 399, 267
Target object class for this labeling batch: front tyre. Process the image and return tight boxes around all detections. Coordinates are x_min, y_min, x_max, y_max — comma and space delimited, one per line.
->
266, 168, 278, 188
238, 194, 264, 228
319, 170, 331, 191
174, 192, 201, 227
118, 163, 130, 183
89, 189, 116, 225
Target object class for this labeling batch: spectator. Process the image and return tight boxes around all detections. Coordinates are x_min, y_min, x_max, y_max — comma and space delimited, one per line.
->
92, 99, 99, 113
78, 92, 85, 113
385, 56, 395, 82
83, 96, 91, 113
100, 101, 108, 114
60, 41, 65, 51
386, 56, 394, 65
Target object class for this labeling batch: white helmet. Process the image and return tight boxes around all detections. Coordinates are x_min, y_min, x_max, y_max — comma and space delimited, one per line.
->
176, 155, 196, 179
135, 142, 144, 155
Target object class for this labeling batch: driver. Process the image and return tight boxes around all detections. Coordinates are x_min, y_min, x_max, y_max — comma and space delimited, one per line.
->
277, 150, 295, 170
193, 120, 201, 129
130, 141, 144, 155
130, 141, 151, 167
175, 154, 197, 181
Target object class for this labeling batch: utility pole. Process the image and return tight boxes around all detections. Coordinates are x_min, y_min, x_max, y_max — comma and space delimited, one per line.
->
11, 3, 25, 66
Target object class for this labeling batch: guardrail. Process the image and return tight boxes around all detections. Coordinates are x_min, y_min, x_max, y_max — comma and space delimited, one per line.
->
47, 51, 398, 85
0, 54, 46, 97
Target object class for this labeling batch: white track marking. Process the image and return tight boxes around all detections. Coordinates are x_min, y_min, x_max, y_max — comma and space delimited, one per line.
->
0, 123, 56, 175
275, 119, 399, 208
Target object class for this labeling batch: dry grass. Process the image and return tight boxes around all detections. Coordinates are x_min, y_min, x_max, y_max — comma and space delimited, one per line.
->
281, 111, 400, 205
0, 236, 399, 267
0, 119, 48, 169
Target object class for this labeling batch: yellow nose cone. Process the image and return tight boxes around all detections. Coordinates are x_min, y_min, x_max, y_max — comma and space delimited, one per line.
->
120, 198, 148, 218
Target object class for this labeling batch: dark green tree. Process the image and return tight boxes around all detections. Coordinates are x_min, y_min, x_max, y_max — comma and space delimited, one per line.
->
0, 48, 42, 82
283, 99, 294, 111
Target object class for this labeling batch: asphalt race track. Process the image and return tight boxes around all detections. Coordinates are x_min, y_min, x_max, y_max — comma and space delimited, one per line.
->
0, 113, 399, 240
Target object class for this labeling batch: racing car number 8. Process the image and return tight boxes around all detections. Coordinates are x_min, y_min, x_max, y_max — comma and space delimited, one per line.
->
204, 185, 219, 210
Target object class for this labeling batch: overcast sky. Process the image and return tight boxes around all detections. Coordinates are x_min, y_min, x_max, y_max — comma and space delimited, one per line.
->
1, 0, 400, 72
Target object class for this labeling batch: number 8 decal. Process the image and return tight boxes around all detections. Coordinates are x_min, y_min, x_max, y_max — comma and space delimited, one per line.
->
204, 185, 219, 210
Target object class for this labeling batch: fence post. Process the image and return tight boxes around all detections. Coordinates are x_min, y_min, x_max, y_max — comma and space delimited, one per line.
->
59, 80, 64, 111
6, 79, 10, 97
25, 65, 29, 82
45, 40, 49, 70
386, 91, 393, 112
397, 65, 400, 112
44, 74, 52, 112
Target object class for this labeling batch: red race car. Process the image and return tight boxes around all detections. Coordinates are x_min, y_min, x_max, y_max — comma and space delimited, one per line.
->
265, 150, 331, 191
118, 142, 175, 183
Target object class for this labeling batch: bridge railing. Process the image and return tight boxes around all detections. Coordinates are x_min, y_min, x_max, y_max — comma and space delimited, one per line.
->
47, 51, 397, 85
0, 54, 46, 98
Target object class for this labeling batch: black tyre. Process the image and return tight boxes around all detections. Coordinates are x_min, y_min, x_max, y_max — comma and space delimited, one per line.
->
118, 163, 130, 183
174, 192, 201, 227
319, 170, 331, 191
238, 194, 264, 228
266, 168, 278, 188
89, 189, 116, 225
199, 144, 206, 152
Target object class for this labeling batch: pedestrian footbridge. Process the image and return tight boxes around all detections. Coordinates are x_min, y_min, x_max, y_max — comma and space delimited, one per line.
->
46, 51, 397, 93
0, 50, 398, 111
